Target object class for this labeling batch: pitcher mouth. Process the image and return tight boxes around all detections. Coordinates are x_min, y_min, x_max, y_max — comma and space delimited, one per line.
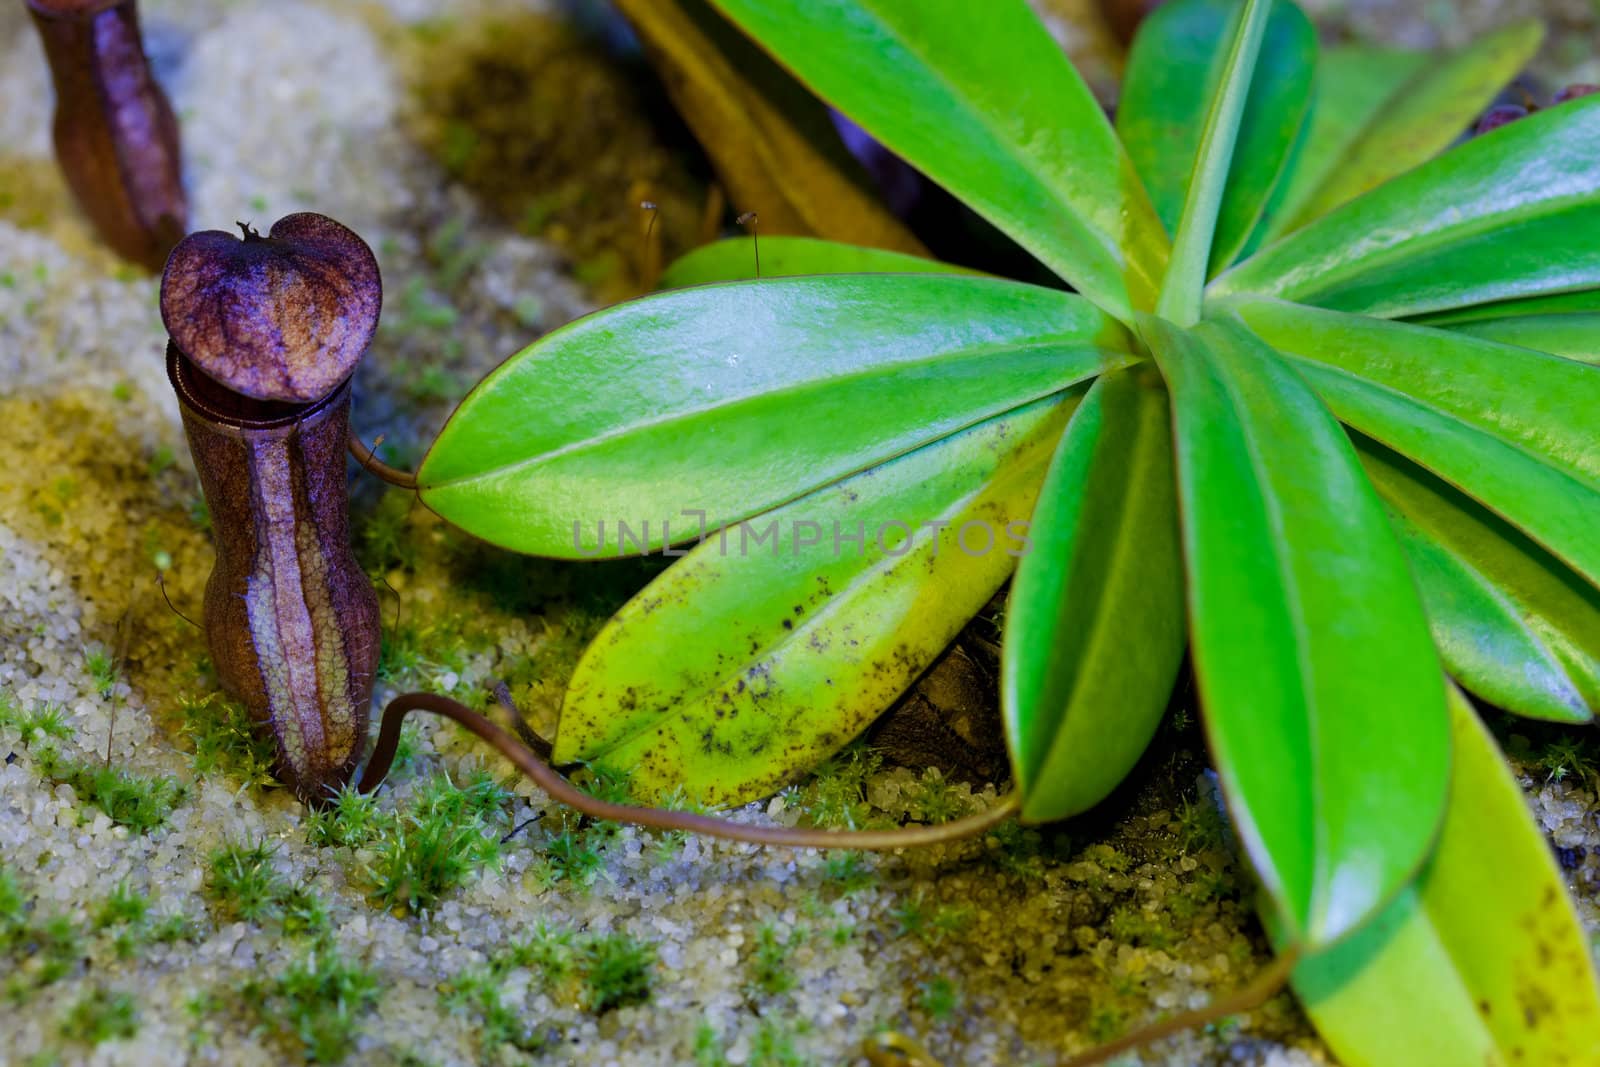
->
167, 340, 350, 433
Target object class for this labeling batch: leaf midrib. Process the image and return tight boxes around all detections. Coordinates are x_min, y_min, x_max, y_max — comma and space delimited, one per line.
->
420, 340, 1130, 491
801, 0, 1152, 314
1209, 334, 1328, 937
1218, 182, 1597, 307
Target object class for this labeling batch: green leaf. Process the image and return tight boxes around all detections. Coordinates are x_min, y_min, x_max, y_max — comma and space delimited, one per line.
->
1212, 93, 1600, 318
659, 236, 977, 288
418, 275, 1132, 557
1256, 45, 1428, 244
1002, 369, 1186, 824
1224, 300, 1600, 486
1412, 289, 1600, 363
1359, 438, 1599, 724
1409, 287, 1600, 325
708, 0, 1168, 321
553, 394, 1074, 804
1227, 301, 1600, 587
1117, 0, 1315, 270
1143, 314, 1449, 947
1443, 315, 1600, 364
1285, 684, 1600, 1067
1157, 0, 1274, 325
1283, 20, 1543, 228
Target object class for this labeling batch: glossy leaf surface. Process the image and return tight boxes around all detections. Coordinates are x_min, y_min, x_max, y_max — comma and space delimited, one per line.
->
1230, 303, 1600, 587
418, 275, 1131, 556
1002, 370, 1185, 824
1155, 0, 1274, 324
613, 0, 926, 256
1360, 439, 1599, 723
709, 0, 1168, 321
554, 396, 1073, 804
1145, 314, 1448, 946
1283, 20, 1542, 228
660, 236, 975, 288
1287, 684, 1600, 1067
1226, 300, 1600, 486
1258, 45, 1427, 243
1413, 290, 1600, 361
1117, 0, 1314, 271
1213, 93, 1600, 317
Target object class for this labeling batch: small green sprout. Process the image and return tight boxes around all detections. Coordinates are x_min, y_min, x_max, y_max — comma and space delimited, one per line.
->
307, 787, 382, 849
750, 924, 800, 997
368, 773, 505, 914
180, 692, 278, 788
62, 987, 139, 1045
540, 828, 606, 887
580, 931, 656, 1014
796, 744, 881, 830
94, 882, 149, 930
821, 851, 875, 894
889, 890, 972, 947
84, 648, 118, 699
247, 946, 378, 1063
206, 840, 292, 924
41, 755, 185, 835
917, 975, 960, 1021
16, 703, 72, 745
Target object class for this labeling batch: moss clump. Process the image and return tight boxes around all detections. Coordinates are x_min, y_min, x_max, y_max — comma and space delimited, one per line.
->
309, 771, 513, 915
61, 987, 139, 1045
180, 689, 279, 790
1, 867, 83, 1003
204, 841, 329, 938
34, 745, 186, 835
244, 946, 379, 1064
580, 931, 657, 1014
749, 924, 800, 997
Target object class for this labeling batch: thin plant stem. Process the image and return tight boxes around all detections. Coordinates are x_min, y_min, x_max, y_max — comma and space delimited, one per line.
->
1058, 944, 1302, 1067
357, 690, 1018, 850
348, 432, 417, 491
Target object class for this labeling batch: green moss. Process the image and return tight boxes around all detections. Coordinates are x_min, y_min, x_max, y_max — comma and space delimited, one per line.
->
580, 931, 656, 1013
538, 827, 606, 887
983, 820, 1049, 882
749, 924, 800, 997
443, 924, 654, 1057
794, 743, 883, 830
356, 490, 421, 576
36, 749, 185, 835
2, 882, 84, 1003
440, 964, 554, 1056
366, 771, 510, 914
1174, 796, 1226, 854
181, 690, 279, 789
905, 770, 970, 824
889, 890, 972, 947
750, 1019, 809, 1066
245, 946, 379, 1064
62, 987, 139, 1045
204, 840, 325, 937
307, 787, 383, 850
93, 882, 149, 930
917, 975, 959, 1021
821, 851, 876, 894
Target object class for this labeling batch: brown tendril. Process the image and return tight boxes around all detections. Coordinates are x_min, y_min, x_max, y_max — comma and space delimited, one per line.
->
1057, 944, 1303, 1067
357, 690, 1018, 850
349, 431, 417, 490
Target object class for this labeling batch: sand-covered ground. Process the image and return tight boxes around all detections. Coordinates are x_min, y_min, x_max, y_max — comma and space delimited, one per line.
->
1, 1, 1597, 1065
